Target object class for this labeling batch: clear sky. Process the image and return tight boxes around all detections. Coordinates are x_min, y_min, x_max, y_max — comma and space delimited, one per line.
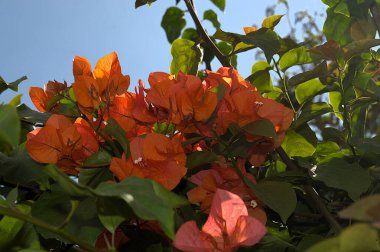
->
0, 0, 326, 108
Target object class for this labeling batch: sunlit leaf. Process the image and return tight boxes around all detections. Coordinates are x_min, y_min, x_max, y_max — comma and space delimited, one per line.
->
170, 38, 203, 75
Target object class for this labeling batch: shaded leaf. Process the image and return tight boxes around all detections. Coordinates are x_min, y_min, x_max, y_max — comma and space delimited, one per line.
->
323, 8, 351, 46
292, 102, 333, 130
186, 151, 219, 170
288, 61, 328, 86
315, 158, 371, 200
95, 177, 188, 239
0, 105, 20, 150
161, 7, 186, 43
339, 194, 380, 222
0, 76, 27, 94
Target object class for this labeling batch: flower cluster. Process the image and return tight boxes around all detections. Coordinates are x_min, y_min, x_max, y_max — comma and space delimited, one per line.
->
27, 52, 293, 250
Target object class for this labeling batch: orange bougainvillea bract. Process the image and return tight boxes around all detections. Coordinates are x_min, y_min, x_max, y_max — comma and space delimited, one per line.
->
26, 52, 294, 250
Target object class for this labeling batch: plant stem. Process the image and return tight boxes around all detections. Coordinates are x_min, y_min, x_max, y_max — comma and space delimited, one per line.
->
184, 0, 232, 68
272, 58, 296, 114
276, 147, 343, 233
0, 205, 101, 252
186, 0, 343, 234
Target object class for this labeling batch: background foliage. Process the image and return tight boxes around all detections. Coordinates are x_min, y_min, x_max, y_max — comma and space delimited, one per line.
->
1, 0, 380, 251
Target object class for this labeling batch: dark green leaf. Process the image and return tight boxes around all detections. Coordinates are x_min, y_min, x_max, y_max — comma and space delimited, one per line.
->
0, 76, 27, 94
17, 104, 50, 126
95, 177, 188, 239
170, 38, 203, 75
83, 149, 112, 167
315, 158, 371, 200
209, 0, 225, 11
292, 102, 333, 130
288, 61, 328, 86
186, 151, 219, 170
279, 46, 313, 71
323, 7, 351, 46
103, 118, 130, 156
0, 148, 49, 188
203, 9, 220, 29
135, 0, 157, 8
342, 39, 380, 60
181, 28, 198, 42
242, 120, 278, 140
246, 180, 296, 223
161, 7, 186, 43
78, 168, 114, 188
0, 105, 20, 150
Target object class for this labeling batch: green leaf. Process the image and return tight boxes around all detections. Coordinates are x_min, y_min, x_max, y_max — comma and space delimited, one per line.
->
292, 102, 333, 130
8, 94, 22, 107
0, 105, 20, 150
213, 28, 280, 61
209, 0, 225, 11
315, 158, 371, 200
247, 180, 297, 223
181, 28, 198, 42
78, 168, 114, 188
0, 204, 30, 249
0, 76, 27, 94
97, 197, 133, 234
103, 118, 130, 156
135, 0, 157, 8
17, 104, 50, 126
288, 61, 328, 86
342, 39, 380, 60
295, 79, 325, 104
161, 7, 186, 43
329, 91, 343, 120
186, 151, 219, 170
0, 149, 49, 188
262, 15, 284, 29
170, 38, 203, 75
203, 9, 220, 29
242, 120, 278, 140
282, 126, 317, 157
279, 46, 313, 71
339, 194, 380, 222
83, 149, 112, 167
247, 61, 273, 92
95, 177, 188, 239
307, 224, 380, 252
32, 188, 102, 245
323, 7, 351, 46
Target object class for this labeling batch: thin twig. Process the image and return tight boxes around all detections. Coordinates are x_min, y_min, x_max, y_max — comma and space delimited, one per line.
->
184, 0, 232, 68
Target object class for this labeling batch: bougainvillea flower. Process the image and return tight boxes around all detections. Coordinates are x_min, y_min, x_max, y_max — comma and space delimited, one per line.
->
109, 132, 186, 190
72, 52, 130, 113
26, 114, 99, 174
29, 80, 67, 112
187, 159, 267, 224
146, 72, 217, 132
173, 189, 267, 252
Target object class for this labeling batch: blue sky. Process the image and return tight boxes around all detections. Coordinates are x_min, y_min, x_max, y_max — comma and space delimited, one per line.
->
0, 0, 326, 108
